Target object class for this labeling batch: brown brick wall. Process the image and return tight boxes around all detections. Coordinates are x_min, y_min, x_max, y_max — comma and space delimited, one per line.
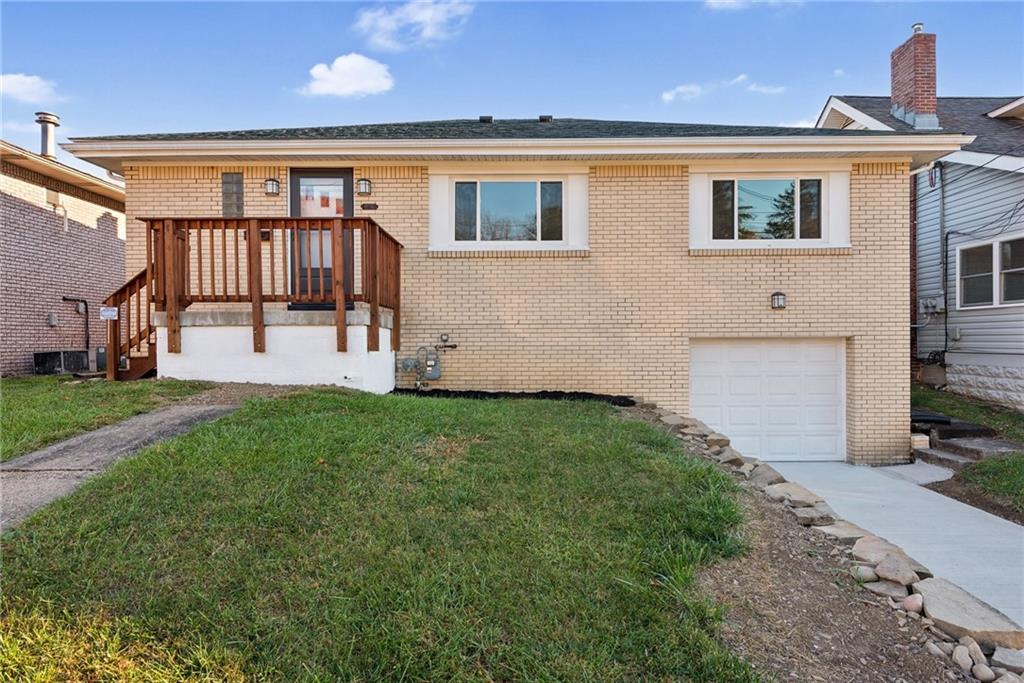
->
1, 172, 125, 375
890, 30, 937, 116
123, 160, 911, 464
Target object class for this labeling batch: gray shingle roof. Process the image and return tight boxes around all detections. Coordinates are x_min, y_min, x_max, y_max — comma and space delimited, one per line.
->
71, 117, 953, 143
834, 96, 1024, 156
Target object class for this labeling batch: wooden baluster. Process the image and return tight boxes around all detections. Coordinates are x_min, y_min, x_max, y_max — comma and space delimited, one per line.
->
291, 223, 299, 301
247, 219, 265, 352
304, 221, 313, 301
269, 221, 276, 299
318, 223, 326, 302
196, 220, 204, 300
135, 277, 142, 351
183, 222, 191, 300
367, 221, 380, 352
331, 219, 347, 352
164, 219, 181, 353
234, 222, 240, 300
107, 312, 120, 380
209, 221, 216, 300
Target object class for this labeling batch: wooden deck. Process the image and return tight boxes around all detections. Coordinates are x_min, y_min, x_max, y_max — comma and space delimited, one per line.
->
105, 217, 402, 380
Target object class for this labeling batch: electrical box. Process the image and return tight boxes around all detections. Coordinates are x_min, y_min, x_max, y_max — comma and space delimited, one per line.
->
917, 296, 945, 315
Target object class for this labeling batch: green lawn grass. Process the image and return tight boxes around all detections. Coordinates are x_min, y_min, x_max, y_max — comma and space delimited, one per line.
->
1, 390, 756, 681
0, 376, 211, 461
911, 384, 1024, 444
912, 384, 1024, 513
960, 454, 1024, 513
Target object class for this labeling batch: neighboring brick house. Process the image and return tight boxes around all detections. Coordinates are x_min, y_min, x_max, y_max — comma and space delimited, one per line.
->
1, 115, 126, 376
817, 24, 1024, 410
66, 115, 969, 464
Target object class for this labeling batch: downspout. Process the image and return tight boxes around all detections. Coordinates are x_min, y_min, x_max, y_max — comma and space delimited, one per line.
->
936, 161, 948, 355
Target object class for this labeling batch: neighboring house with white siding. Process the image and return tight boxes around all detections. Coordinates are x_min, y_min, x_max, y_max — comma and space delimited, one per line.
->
817, 24, 1024, 411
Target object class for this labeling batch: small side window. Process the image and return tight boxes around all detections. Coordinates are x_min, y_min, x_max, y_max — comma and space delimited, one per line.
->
222, 172, 244, 218
1001, 238, 1024, 304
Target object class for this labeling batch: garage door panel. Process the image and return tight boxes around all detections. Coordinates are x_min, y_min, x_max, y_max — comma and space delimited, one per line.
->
690, 339, 845, 462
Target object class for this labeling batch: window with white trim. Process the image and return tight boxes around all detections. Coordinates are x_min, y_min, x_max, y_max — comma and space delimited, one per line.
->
712, 178, 822, 241
428, 172, 588, 252
957, 235, 1024, 308
688, 170, 849, 249
454, 180, 563, 243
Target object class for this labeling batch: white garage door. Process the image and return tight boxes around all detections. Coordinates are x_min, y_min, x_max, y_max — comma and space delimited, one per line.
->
690, 339, 846, 462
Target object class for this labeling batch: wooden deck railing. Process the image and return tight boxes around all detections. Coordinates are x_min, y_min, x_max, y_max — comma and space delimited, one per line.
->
142, 217, 402, 358
104, 266, 157, 380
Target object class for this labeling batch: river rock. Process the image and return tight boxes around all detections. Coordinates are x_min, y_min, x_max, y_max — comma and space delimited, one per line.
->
903, 593, 924, 614
974, 664, 997, 682
815, 520, 870, 545
763, 482, 823, 507
926, 641, 947, 658
705, 433, 730, 448
953, 645, 974, 673
852, 565, 878, 582
852, 536, 931, 577
865, 580, 909, 599
914, 578, 1024, 649
715, 447, 745, 466
875, 554, 920, 586
747, 463, 785, 488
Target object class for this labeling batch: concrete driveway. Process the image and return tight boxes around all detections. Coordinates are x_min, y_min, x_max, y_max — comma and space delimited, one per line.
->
774, 461, 1024, 627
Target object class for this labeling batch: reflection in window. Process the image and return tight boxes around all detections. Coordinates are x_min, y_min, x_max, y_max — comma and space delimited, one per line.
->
299, 178, 345, 217
711, 178, 822, 240
453, 180, 563, 243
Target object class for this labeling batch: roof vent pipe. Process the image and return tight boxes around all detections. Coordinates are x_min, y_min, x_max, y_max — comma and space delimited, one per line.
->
35, 112, 60, 159
912, 22, 924, 34
479, 115, 493, 123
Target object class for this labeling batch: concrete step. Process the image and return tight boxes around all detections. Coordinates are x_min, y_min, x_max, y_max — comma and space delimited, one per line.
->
914, 447, 973, 466
931, 436, 1023, 461
931, 421, 998, 440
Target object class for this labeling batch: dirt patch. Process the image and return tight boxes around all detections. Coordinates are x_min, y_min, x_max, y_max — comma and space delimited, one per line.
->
927, 476, 1024, 526
698, 489, 966, 683
415, 435, 484, 466
179, 382, 304, 406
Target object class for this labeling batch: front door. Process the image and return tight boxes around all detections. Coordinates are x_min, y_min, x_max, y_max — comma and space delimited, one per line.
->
289, 169, 353, 307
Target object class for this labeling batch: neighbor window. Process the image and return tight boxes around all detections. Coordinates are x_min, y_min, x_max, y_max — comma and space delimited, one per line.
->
1000, 238, 1024, 304
711, 178, 822, 241
958, 235, 1024, 308
222, 172, 244, 218
453, 180, 563, 242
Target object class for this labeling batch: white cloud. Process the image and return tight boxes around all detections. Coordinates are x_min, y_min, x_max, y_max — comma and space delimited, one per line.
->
779, 119, 816, 128
355, 0, 473, 51
747, 82, 786, 95
725, 73, 748, 86
1, 73, 62, 103
661, 84, 704, 103
299, 53, 394, 98
833, 68, 846, 77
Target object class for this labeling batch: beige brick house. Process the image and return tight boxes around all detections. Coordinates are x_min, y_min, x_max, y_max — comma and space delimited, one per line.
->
66, 118, 969, 464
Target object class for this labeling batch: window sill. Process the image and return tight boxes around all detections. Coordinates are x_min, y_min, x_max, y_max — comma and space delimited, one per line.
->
688, 246, 853, 257
428, 248, 590, 259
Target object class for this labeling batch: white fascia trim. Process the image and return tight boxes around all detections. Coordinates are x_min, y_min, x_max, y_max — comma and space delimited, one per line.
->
942, 150, 1024, 174
63, 133, 972, 160
986, 96, 1024, 119
814, 97, 895, 131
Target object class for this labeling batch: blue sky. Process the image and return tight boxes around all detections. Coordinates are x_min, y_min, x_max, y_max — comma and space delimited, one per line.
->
2, 1, 1021, 177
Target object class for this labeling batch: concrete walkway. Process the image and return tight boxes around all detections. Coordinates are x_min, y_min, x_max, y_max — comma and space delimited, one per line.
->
774, 462, 1024, 626
1, 404, 234, 530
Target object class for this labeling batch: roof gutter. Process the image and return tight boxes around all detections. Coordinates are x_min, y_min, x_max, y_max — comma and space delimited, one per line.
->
62, 133, 974, 172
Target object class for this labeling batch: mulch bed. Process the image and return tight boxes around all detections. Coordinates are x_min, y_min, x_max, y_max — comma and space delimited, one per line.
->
926, 476, 1024, 526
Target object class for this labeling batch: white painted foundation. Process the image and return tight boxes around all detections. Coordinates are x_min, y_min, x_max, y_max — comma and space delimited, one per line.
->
156, 322, 395, 393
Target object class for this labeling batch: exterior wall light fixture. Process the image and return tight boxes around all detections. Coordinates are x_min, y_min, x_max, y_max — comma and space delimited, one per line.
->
771, 291, 787, 310
263, 178, 280, 195
356, 178, 373, 196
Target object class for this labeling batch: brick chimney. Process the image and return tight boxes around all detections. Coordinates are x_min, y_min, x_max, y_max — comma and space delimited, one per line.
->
890, 23, 939, 129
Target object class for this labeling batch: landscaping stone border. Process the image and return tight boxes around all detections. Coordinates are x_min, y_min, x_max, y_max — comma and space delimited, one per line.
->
647, 407, 1024, 683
